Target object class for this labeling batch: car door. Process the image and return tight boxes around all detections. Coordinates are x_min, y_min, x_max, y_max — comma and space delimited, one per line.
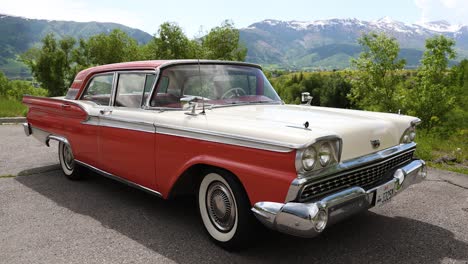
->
97, 71, 158, 189
77, 73, 116, 168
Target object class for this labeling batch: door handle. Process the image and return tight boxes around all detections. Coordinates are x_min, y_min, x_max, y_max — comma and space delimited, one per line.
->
99, 109, 113, 115
61, 103, 71, 109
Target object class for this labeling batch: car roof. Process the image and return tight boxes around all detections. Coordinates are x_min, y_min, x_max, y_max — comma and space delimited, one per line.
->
75, 60, 261, 78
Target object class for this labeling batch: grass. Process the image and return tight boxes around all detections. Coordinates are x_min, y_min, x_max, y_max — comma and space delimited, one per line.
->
415, 129, 468, 175
0, 174, 15, 178
0, 97, 27, 117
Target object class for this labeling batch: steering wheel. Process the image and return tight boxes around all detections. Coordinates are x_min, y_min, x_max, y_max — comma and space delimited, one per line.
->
221, 87, 246, 99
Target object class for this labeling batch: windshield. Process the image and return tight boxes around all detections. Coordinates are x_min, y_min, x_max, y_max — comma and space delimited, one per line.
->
149, 64, 281, 108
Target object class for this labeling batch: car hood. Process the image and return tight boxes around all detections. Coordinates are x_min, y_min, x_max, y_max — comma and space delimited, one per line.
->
154, 104, 418, 161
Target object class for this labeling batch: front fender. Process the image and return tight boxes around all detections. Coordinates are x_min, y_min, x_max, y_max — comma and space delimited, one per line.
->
155, 133, 297, 205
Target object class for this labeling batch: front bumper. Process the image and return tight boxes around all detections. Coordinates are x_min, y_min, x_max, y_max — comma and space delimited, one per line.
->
252, 159, 426, 238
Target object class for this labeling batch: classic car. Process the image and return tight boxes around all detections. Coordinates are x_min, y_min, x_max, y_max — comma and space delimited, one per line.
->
22, 60, 426, 249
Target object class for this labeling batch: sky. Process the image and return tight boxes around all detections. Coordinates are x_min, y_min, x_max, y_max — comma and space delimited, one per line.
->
1, 0, 467, 37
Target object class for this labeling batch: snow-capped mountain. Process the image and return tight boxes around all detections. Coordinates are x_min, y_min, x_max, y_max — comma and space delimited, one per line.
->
240, 18, 468, 69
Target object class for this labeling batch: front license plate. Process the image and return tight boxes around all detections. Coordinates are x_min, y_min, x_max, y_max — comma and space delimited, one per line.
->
375, 181, 396, 207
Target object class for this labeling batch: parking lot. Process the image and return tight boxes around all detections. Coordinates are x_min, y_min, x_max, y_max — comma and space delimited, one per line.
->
1, 124, 467, 263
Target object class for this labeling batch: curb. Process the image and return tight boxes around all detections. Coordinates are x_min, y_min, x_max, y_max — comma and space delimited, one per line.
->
0, 117, 26, 124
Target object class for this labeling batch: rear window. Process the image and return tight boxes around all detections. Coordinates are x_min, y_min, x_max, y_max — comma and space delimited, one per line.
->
81, 74, 114, 106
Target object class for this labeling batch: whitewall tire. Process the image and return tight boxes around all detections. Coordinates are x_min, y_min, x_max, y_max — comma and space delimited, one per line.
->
198, 170, 257, 250
58, 142, 84, 180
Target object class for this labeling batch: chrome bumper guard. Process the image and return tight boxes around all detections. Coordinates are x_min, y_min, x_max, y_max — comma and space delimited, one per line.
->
252, 159, 426, 238
23, 122, 31, 136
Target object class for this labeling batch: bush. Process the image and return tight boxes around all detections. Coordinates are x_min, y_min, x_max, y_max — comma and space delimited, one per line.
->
6, 80, 48, 101
0, 97, 28, 117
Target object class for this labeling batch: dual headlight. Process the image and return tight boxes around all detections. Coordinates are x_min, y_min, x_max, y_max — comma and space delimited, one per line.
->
297, 139, 341, 173
400, 119, 420, 144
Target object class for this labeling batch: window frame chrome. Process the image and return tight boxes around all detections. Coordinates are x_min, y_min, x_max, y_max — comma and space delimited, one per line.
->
112, 70, 157, 109
78, 72, 116, 107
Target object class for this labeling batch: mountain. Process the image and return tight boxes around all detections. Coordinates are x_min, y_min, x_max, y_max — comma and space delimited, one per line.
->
240, 17, 468, 70
0, 14, 152, 79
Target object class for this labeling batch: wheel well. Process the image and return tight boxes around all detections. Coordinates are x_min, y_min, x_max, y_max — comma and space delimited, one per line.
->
168, 164, 248, 202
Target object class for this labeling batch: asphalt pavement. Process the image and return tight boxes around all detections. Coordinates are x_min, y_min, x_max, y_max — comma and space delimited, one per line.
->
1, 124, 467, 263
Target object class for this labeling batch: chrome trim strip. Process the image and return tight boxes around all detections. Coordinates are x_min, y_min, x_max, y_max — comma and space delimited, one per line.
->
27, 125, 70, 148
98, 116, 155, 133
109, 72, 118, 107
285, 142, 417, 202
411, 118, 422, 126
75, 160, 163, 198
46, 135, 70, 147
145, 68, 159, 107
155, 123, 328, 153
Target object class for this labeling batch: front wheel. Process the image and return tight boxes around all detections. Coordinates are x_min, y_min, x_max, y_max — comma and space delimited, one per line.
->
58, 141, 84, 180
198, 170, 257, 250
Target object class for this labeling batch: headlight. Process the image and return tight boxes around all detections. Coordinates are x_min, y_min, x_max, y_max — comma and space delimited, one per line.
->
319, 142, 332, 166
302, 147, 317, 170
400, 119, 420, 144
296, 138, 341, 173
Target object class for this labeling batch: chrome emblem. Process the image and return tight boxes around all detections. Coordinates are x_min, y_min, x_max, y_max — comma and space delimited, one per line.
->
370, 139, 381, 148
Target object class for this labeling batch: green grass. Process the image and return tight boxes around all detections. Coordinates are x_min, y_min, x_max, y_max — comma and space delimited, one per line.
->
415, 129, 468, 175
0, 97, 27, 117
0, 174, 15, 178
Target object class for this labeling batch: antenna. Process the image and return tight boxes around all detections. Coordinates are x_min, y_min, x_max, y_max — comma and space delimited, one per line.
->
198, 59, 205, 115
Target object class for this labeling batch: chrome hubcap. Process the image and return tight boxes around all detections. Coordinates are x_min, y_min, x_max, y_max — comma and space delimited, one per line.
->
206, 181, 236, 232
62, 144, 74, 171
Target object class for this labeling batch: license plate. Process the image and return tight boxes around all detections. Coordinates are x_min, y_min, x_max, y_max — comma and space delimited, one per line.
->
375, 181, 396, 207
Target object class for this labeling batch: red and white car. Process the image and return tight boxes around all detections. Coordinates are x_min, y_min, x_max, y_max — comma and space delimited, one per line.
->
23, 60, 426, 249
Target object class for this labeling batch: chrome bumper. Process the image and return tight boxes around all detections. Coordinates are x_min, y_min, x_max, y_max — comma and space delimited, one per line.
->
252, 159, 426, 238
23, 122, 31, 136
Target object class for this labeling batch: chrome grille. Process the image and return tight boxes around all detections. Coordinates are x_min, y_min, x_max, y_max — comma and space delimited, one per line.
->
300, 151, 414, 201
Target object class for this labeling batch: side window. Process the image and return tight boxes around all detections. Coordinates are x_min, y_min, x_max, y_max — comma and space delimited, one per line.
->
248, 75, 257, 94
115, 73, 147, 108
142, 74, 156, 106
81, 74, 114, 105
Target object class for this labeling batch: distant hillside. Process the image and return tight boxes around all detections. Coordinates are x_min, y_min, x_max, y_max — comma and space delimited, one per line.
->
240, 17, 468, 70
2, 14, 468, 78
0, 14, 152, 79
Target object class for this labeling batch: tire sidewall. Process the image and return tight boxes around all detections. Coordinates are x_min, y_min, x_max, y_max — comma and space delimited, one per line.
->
198, 172, 239, 243
59, 142, 74, 176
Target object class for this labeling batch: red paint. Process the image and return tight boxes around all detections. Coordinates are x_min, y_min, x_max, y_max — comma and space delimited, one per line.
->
23, 61, 297, 206
23, 96, 99, 167
155, 133, 297, 204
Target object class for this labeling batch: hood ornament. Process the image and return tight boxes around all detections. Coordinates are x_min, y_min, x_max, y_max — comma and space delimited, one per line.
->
370, 139, 381, 148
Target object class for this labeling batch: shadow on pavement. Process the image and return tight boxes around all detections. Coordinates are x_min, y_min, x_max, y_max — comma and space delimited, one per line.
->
16, 167, 468, 263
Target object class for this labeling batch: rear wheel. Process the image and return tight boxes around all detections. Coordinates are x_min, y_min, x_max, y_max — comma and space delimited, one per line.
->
198, 169, 256, 250
58, 141, 84, 180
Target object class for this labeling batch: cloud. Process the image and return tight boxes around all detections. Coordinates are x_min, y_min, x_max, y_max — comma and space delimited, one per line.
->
414, 0, 468, 24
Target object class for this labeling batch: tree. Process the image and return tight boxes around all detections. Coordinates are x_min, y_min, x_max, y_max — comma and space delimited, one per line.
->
406, 35, 457, 128
21, 34, 75, 96
202, 20, 247, 61
0, 70, 10, 97
87, 29, 141, 64
143, 22, 194, 59
349, 32, 406, 112
320, 73, 352, 108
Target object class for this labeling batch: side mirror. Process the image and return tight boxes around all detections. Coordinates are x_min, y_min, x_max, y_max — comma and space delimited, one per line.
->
180, 96, 199, 116
301, 92, 313, 105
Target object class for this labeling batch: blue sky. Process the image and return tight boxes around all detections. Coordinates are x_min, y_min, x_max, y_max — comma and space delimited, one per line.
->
1, 0, 467, 36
